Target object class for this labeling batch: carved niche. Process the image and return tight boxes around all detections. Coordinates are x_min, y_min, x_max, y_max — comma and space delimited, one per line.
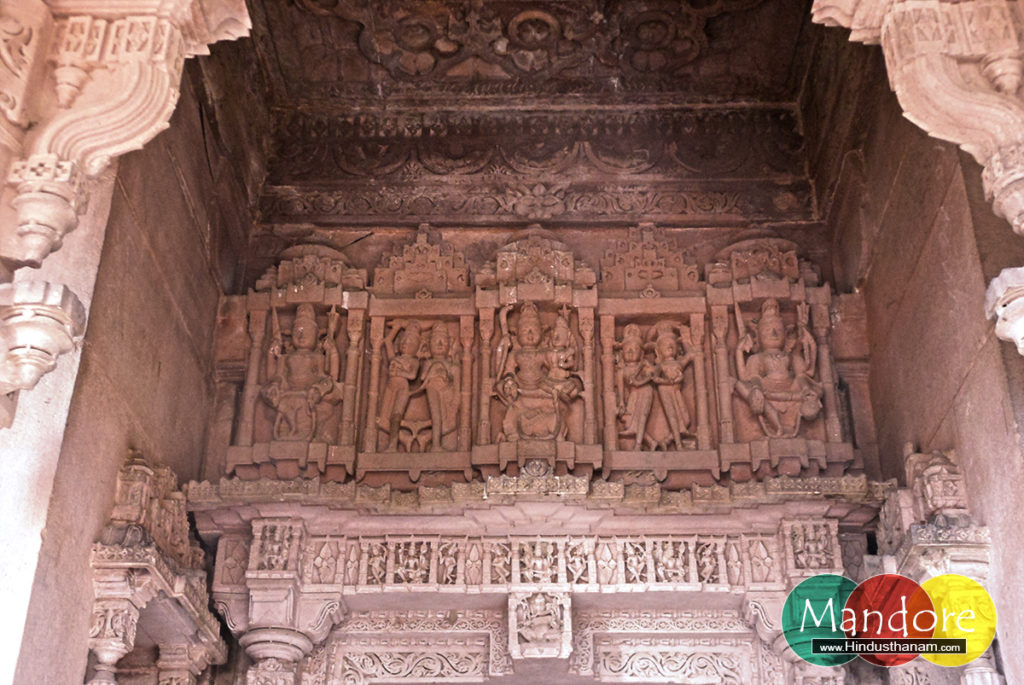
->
598, 225, 716, 488
225, 244, 368, 481
360, 226, 475, 486
708, 237, 851, 481
472, 227, 600, 476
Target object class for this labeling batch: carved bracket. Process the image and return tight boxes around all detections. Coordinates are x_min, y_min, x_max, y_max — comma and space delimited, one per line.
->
812, 0, 1024, 356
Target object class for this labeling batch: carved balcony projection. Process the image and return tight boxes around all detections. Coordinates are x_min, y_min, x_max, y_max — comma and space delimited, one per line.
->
208, 224, 859, 491
87, 452, 226, 684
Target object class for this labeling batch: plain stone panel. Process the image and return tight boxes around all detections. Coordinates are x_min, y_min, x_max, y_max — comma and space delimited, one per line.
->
858, 77, 914, 236
863, 134, 959, 344
869, 169, 989, 476
114, 139, 221, 354
952, 335, 1024, 682
90, 190, 214, 479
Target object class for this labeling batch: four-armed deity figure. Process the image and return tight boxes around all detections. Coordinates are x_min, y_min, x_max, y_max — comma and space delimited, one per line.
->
734, 298, 822, 438
495, 303, 583, 441
261, 304, 342, 442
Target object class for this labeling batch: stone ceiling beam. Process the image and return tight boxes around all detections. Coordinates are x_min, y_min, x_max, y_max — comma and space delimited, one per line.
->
811, 0, 1024, 355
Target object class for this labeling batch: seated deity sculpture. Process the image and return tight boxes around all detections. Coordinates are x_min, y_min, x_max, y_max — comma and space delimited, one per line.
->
377, 320, 423, 451
495, 303, 583, 441
516, 593, 561, 646
734, 298, 822, 438
260, 304, 342, 442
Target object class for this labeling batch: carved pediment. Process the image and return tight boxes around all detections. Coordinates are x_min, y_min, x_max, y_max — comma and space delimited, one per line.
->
477, 226, 596, 303
255, 243, 367, 293
371, 225, 471, 296
599, 223, 699, 295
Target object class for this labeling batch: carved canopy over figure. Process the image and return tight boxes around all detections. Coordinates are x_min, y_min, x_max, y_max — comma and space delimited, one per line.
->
261, 304, 343, 442
494, 303, 583, 441
733, 298, 822, 438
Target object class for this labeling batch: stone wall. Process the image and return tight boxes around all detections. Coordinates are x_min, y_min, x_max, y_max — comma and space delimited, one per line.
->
13, 61, 253, 684
803, 24, 1024, 681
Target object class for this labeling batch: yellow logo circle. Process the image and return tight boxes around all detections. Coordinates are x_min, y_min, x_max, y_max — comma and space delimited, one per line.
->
920, 574, 998, 666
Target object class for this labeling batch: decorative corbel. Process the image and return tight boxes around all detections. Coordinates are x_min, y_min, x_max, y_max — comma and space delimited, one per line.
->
810, 0, 1024, 354
0, 279, 85, 394
2, 0, 250, 268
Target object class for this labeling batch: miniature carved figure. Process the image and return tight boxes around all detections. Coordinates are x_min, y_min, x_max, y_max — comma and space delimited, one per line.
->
378, 320, 423, 450
515, 593, 562, 646
495, 303, 582, 441
653, 540, 686, 582
520, 540, 557, 583
734, 299, 822, 438
615, 324, 655, 450
261, 304, 342, 442
367, 543, 387, 585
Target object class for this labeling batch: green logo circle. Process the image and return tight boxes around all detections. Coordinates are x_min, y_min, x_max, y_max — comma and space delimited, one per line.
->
781, 573, 858, 666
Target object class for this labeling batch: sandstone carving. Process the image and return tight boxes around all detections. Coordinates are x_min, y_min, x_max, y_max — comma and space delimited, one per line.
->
734, 298, 822, 438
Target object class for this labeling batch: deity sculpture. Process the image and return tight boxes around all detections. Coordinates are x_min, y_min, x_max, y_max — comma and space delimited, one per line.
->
734, 299, 822, 438
650, 322, 694, 450
515, 593, 562, 646
495, 303, 582, 441
260, 304, 342, 442
613, 322, 694, 450
419, 323, 460, 452
376, 321, 460, 452
615, 324, 655, 450
377, 320, 423, 451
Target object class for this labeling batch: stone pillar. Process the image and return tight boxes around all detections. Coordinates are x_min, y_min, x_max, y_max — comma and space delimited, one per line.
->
156, 643, 202, 685
87, 600, 139, 685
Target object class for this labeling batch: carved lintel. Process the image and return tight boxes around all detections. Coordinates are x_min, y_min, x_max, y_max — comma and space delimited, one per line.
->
0, 279, 85, 397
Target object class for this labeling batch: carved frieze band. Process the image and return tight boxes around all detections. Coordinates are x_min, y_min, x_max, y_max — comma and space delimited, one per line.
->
212, 527, 844, 596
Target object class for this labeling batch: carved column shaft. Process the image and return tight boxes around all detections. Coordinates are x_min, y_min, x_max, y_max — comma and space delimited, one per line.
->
811, 300, 843, 443
579, 307, 597, 444
340, 309, 364, 447
477, 308, 494, 445
459, 315, 474, 451
711, 305, 735, 443
362, 316, 385, 453
235, 309, 267, 447
600, 315, 617, 452
690, 312, 711, 450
